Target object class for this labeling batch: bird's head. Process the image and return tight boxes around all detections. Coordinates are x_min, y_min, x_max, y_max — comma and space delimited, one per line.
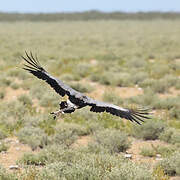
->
59, 101, 68, 109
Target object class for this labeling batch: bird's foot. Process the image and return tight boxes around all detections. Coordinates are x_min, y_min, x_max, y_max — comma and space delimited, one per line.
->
50, 110, 64, 119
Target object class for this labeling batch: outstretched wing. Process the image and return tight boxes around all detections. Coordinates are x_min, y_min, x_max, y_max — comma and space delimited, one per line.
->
22, 52, 82, 98
87, 99, 151, 125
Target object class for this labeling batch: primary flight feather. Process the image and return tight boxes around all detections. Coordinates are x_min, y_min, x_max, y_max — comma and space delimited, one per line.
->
22, 52, 151, 125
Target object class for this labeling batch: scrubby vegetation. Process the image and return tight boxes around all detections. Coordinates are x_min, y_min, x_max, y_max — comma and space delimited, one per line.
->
0, 18, 180, 179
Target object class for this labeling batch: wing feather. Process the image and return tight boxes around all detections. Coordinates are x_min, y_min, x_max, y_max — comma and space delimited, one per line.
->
22, 52, 80, 97
88, 99, 151, 125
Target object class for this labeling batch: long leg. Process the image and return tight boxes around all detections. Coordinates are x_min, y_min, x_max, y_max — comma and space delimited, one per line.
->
50, 110, 64, 119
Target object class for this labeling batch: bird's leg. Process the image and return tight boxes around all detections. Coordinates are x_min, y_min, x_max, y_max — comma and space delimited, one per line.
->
50, 109, 64, 119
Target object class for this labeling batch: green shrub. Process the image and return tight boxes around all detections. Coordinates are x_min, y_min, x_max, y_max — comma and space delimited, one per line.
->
0, 142, 9, 152
133, 120, 165, 140
153, 145, 177, 157
38, 155, 153, 180
7, 68, 30, 80
158, 151, 180, 176
131, 71, 149, 85
99, 72, 116, 85
139, 78, 156, 88
140, 145, 177, 158
159, 128, 180, 145
0, 77, 11, 87
10, 82, 20, 89
39, 93, 59, 108
18, 153, 47, 166
151, 79, 169, 93
129, 88, 158, 107
55, 122, 90, 136
107, 161, 153, 180
0, 166, 17, 180
0, 91, 5, 99
113, 72, 132, 87
175, 80, 180, 89
92, 129, 131, 153
90, 73, 101, 82
140, 147, 156, 157
73, 63, 92, 78
17, 126, 49, 150
163, 74, 179, 87
151, 64, 171, 79
125, 58, 147, 69
18, 94, 33, 106
60, 73, 80, 81
153, 96, 180, 110
169, 107, 180, 119
69, 82, 94, 93
102, 91, 124, 105
0, 130, 7, 140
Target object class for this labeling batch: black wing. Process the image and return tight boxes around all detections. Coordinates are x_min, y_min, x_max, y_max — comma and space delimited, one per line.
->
22, 52, 83, 99
87, 99, 151, 125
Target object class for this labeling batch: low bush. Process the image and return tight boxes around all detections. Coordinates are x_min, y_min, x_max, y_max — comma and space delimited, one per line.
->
140, 144, 177, 158
17, 126, 49, 150
140, 147, 156, 157
0, 91, 5, 99
73, 63, 92, 78
99, 72, 116, 85
113, 72, 132, 87
132, 120, 165, 140
131, 71, 149, 85
0, 130, 7, 140
0, 166, 17, 180
10, 82, 20, 89
69, 82, 94, 93
18, 153, 47, 166
151, 79, 169, 93
91, 129, 131, 153
102, 91, 124, 105
129, 88, 158, 107
169, 107, 180, 119
0, 77, 11, 87
158, 151, 180, 176
152, 96, 180, 110
60, 73, 80, 81
159, 128, 180, 145
38, 154, 153, 180
52, 131, 77, 147
0, 142, 9, 152
18, 94, 33, 106
54, 122, 90, 136
39, 93, 59, 108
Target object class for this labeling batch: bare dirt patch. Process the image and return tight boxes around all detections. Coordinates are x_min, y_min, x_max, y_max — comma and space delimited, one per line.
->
0, 137, 34, 169
71, 136, 91, 148
126, 138, 169, 166
159, 87, 180, 98
86, 80, 143, 100
4, 87, 28, 102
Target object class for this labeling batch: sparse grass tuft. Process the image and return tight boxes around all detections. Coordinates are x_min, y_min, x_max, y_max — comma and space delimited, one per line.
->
157, 151, 180, 176
159, 128, 180, 145
0, 91, 5, 99
90, 129, 131, 153
18, 94, 33, 106
17, 126, 49, 150
140, 147, 156, 157
69, 82, 94, 93
0, 142, 9, 152
0, 166, 17, 180
132, 120, 165, 140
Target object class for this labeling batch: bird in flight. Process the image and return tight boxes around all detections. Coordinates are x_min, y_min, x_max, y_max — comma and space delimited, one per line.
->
22, 52, 151, 125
